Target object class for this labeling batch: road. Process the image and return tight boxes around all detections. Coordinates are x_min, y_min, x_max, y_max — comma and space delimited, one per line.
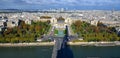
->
52, 26, 74, 58
38, 25, 77, 58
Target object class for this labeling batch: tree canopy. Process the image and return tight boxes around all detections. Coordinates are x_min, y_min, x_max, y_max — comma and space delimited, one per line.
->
71, 20, 120, 42
0, 20, 51, 43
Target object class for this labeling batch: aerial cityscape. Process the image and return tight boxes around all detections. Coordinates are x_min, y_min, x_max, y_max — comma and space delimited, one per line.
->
0, 0, 120, 58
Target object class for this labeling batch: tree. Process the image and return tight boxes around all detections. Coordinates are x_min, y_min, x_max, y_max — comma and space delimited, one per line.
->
71, 20, 120, 42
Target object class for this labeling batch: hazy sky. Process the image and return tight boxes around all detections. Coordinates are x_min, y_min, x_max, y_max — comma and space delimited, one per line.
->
0, 0, 120, 10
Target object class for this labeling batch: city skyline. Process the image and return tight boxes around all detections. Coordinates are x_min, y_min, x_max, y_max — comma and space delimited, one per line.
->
0, 0, 120, 10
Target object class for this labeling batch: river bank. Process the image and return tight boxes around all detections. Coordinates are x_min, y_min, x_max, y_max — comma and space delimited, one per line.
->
68, 41, 120, 46
0, 42, 54, 47
0, 41, 120, 47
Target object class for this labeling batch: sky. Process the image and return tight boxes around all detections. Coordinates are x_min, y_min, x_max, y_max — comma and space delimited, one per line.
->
0, 0, 120, 10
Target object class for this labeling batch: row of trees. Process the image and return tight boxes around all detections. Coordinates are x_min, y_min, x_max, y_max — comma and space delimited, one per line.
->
40, 16, 52, 19
71, 20, 120, 42
0, 20, 51, 43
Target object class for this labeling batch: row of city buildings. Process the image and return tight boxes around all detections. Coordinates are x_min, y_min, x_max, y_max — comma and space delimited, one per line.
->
0, 10, 120, 35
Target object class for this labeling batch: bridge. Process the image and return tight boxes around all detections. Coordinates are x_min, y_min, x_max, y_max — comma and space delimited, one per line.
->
51, 26, 75, 58
37, 25, 77, 58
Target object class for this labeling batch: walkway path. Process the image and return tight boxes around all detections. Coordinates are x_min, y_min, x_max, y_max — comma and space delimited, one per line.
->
51, 37, 63, 58
51, 26, 74, 58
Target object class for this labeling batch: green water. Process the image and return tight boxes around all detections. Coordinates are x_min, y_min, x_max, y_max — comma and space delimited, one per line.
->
57, 30, 64, 37
0, 46, 53, 58
0, 46, 120, 58
71, 46, 120, 58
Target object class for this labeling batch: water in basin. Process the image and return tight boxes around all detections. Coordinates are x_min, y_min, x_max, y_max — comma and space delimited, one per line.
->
57, 30, 64, 37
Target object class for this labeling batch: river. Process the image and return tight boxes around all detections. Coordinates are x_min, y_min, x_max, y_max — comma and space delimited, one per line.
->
0, 46, 120, 58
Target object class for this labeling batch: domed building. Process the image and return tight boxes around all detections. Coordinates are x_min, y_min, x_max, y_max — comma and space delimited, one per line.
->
52, 16, 71, 30
39, 15, 72, 30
